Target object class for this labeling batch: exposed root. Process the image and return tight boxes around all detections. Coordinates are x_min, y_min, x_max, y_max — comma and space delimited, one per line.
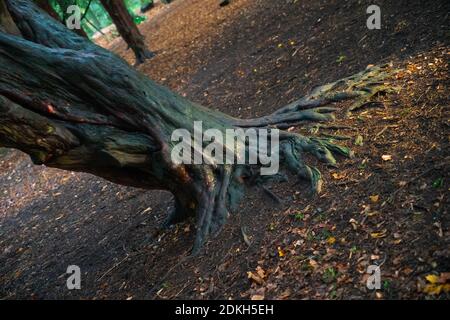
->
272, 64, 397, 118
182, 64, 397, 253
278, 131, 353, 193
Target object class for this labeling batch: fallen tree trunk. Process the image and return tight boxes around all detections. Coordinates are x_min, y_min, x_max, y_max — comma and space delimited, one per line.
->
0, 0, 394, 253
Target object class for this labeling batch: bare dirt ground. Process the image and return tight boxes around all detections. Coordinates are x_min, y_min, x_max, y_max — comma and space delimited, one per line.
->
0, 0, 449, 299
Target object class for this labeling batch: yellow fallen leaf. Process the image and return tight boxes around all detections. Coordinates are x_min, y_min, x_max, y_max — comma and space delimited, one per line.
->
425, 274, 440, 284
326, 236, 336, 245
371, 230, 387, 238
278, 247, 285, 257
423, 284, 450, 295
371, 233, 383, 238
332, 172, 344, 180
370, 195, 379, 203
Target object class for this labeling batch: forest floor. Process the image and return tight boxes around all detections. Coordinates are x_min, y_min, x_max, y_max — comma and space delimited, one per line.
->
0, 0, 449, 299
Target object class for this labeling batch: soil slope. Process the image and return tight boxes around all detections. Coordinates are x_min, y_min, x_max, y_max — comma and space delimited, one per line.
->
0, 0, 449, 299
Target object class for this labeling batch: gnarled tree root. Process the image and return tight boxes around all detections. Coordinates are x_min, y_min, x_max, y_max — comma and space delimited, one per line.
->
169, 64, 397, 254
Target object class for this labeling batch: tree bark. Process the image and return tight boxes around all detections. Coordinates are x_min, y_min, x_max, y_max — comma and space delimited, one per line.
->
99, 0, 154, 65
0, 0, 393, 253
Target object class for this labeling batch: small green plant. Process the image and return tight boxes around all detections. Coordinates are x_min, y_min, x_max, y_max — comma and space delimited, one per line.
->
336, 54, 346, 63
432, 177, 443, 188
322, 267, 337, 283
294, 212, 305, 220
383, 280, 391, 291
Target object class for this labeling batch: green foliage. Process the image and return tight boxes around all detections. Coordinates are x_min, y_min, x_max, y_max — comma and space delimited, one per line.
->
133, 15, 146, 25
294, 212, 305, 220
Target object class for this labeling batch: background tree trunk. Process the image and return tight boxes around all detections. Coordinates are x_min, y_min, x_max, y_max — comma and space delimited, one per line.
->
99, 0, 154, 65
0, 0, 392, 253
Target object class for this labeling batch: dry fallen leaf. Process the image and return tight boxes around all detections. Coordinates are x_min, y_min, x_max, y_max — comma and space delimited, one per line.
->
277, 289, 291, 300
256, 266, 266, 279
247, 272, 264, 285
349, 218, 358, 230
370, 230, 387, 238
326, 236, 336, 245
398, 181, 407, 187
370, 195, 379, 203
309, 259, 318, 269
381, 155, 392, 161
440, 273, 450, 282
332, 172, 345, 180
